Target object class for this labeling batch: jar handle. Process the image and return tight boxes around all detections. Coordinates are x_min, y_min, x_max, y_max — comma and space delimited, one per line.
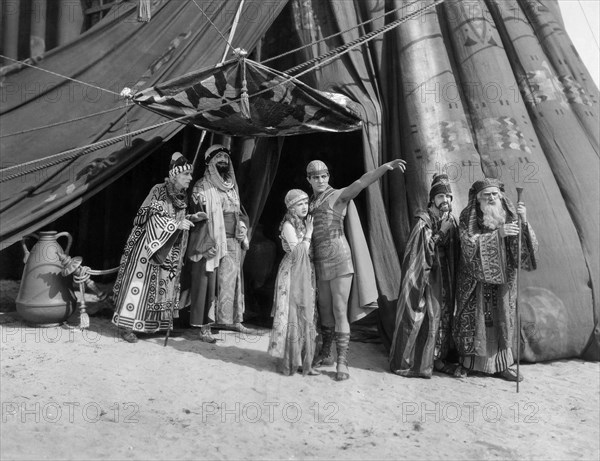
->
21, 233, 40, 264
55, 232, 73, 255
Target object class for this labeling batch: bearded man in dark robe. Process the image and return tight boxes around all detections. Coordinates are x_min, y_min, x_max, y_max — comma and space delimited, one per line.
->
389, 174, 459, 378
453, 178, 537, 382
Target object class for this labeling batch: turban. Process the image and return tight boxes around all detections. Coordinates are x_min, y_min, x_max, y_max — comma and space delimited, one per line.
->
470, 177, 504, 198
429, 173, 453, 202
204, 144, 230, 165
306, 160, 329, 176
168, 152, 192, 178
285, 189, 309, 209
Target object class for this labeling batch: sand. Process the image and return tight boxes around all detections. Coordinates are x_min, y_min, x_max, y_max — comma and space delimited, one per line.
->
0, 280, 598, 461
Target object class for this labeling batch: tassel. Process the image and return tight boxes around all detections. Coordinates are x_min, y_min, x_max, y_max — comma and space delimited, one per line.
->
124, 125, 132, 148
124, 98, 132, 148
236, 49, 251, 119
240, 83, 250, 119
78, 281, 90, 329
79, 310, 90, 330
138, 0, 152, 22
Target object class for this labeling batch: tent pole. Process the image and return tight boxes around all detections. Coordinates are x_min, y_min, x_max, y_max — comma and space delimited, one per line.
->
515, 187, 524, 393
219, 0, 245, 64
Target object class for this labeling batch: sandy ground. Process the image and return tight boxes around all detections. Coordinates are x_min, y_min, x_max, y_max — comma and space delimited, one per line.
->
1, 279, 599, 461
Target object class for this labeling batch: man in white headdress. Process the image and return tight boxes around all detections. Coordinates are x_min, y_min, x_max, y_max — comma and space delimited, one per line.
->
186, 144, 251, 340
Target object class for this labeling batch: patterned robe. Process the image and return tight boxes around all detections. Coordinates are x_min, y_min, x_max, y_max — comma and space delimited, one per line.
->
454, 198, 538, 373
268, 222, 317, 375
389, 210, 459, 378
112, 183, 188, 333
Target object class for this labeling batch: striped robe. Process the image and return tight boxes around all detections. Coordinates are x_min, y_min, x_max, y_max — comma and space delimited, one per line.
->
112, 183, 188, 333
389, 210, 459, 378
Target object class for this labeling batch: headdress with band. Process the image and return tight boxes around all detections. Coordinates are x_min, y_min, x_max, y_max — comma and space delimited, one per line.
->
429, 173, 453, 202
168, 152, 192, 178
470, 177, 504, 198
285, 189, 309, 209
306, 160, 329, 176
204, 144, 230, 165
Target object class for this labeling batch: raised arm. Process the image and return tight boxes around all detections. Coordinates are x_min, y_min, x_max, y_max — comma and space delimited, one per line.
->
337, 159, 406, 205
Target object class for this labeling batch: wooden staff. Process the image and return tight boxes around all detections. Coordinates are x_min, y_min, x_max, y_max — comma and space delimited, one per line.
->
164, 312, 173, 347
515, 187, 524, 393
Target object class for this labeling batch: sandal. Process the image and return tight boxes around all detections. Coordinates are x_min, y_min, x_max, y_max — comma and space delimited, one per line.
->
120, 330, 138, 343
298, 367, 321, 376
198, 326, 217, 343
453, 365, 468, 378
215, 323, 255, 334
496, 367, 524, 382
198, 332, 217, 343
434, 360, 459, 377
335, 363, 350, 381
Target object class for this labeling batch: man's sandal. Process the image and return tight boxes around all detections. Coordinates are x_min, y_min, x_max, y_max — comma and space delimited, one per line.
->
335, 364, 350, 381
298, 367, 321, 376
496, 367, 524, 382
434, 360, 460, 377
120, 330, 138, 343
453, 365, 468, 378
198, 332, 217, 344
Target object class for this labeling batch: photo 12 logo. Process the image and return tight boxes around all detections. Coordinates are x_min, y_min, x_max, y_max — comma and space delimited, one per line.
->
1, 401, 139, 424
400, 401, 540, 424
200, 401, 339, 424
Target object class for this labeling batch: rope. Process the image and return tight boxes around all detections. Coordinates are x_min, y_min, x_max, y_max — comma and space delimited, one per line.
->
0, 112, 195, 182
190, 0, 235, 51
1, 0, 442, 183
577, 0, 600, 50
285, 0, 445, 76
262, 0, 422, 65
0, 54, 121, 96
0, 105, 127, 138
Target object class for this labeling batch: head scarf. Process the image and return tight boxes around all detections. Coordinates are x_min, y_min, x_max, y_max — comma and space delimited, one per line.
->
460, 177, 516, 233
469, 177, 504, 199
168, 152, 192, 178
204, 144, 237, 192
204, 144, 230, 165
285, 189, 309, 209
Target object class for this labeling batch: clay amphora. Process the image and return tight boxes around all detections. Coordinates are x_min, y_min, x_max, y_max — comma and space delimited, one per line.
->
15, 231, 77, 327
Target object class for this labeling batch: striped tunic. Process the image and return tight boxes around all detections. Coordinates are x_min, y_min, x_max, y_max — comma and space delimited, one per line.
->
310, 187, 353, 281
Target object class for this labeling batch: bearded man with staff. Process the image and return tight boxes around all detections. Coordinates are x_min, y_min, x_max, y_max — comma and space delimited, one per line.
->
453, 178, 538, 382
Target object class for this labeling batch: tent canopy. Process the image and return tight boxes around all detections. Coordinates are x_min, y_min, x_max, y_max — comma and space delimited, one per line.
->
131, 57, 362, 136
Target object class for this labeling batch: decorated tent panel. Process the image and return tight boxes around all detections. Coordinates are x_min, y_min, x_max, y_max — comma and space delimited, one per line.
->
131, 58, 363, 136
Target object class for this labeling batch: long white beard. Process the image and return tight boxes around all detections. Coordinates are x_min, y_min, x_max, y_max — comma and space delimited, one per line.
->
481, 201, 506, 229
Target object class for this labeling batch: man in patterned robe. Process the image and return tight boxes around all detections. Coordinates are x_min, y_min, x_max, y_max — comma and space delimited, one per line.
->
112, 153, 202, 343
454, 178, 537, 381
389, 174, 459, 378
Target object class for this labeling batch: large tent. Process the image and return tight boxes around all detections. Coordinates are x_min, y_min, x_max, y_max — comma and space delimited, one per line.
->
1, 0, 598, 361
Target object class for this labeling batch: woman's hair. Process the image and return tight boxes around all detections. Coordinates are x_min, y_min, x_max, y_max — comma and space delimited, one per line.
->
279, 208, 306, 238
